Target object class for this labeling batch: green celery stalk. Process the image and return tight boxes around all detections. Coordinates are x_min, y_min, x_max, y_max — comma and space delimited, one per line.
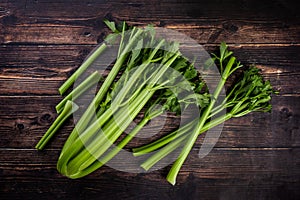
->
166, 56, 237, 185
35, 100, 79, 150
136, 45, 276, 185
61, 53, 180, 177
141, 134, 186, 171
132, 120, 196, 156
68, 108, 162, 179
138, 113, 232, 169
56, 71, 102, 113
59, 61, 155, 172
58, 28, 144, 157
67, 87, 153, 175
97, 108, 163, 166
75, 93, 166, 172
59, 43, 107, 95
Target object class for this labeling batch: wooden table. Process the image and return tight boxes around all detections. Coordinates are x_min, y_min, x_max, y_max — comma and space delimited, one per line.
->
1, 0, 299, 199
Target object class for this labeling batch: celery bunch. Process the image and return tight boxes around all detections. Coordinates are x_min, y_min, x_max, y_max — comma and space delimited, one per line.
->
36, 20, 276, 185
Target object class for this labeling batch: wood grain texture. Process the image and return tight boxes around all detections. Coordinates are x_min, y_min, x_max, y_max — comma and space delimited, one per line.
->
0, 0, 299, 45
0, 45, 299, 95
0, 0, 299, 199
0, 148, 299, 199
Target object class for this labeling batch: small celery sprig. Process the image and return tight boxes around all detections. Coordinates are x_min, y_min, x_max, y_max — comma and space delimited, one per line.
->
132, 43, 277, 185
166, 42, 243, 185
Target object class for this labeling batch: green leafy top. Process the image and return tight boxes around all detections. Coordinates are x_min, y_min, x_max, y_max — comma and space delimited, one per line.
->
211, 43, 278, 117
226, 66, 278, 117
101, 20, 210, 116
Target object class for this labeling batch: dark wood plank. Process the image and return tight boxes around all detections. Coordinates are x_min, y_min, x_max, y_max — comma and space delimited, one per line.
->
1, 19, 299, 45
0, 45, 299, 95
0, 0, 299, 45
1, 178, 298, 200
0, 45, 101, 95
0, 148, 299, 199
3, 0, 299, 20
0, 148, 298, 179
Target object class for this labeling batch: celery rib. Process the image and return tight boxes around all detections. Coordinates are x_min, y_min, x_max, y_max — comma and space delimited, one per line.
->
56, 71, 102, 113
59, 43, 107, 95
35, 100, 78, 150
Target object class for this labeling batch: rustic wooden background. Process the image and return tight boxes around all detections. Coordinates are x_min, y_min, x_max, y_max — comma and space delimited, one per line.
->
0, 0, 299, 199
